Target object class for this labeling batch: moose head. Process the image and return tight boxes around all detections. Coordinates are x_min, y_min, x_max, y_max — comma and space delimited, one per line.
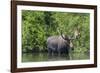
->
60, 28, 80, 50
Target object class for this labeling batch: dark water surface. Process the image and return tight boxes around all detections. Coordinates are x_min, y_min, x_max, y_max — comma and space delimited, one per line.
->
22, 52, 90, 62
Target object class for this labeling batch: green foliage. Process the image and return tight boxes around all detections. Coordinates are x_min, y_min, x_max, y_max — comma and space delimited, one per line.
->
22, 10, 90, 53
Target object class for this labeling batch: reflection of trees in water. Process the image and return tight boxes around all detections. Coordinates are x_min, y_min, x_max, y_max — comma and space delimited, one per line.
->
48, 53, 70, 61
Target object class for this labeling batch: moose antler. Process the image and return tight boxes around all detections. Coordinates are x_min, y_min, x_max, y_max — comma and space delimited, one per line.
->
74, 28, 80, 39
57, 28, 65, 40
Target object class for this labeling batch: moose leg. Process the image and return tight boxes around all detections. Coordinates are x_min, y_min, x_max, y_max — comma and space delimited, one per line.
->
48, 48, 52, 56
57, 48, 61, 56
48, 47, 55, 56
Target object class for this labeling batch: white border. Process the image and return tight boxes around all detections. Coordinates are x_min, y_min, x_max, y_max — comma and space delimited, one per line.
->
17, 5, 94, 68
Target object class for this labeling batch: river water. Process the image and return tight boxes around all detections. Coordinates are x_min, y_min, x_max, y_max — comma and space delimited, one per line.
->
22, 52, 89, 62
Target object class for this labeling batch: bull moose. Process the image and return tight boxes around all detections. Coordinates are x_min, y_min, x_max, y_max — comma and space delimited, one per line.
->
47, 29, 80, 56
